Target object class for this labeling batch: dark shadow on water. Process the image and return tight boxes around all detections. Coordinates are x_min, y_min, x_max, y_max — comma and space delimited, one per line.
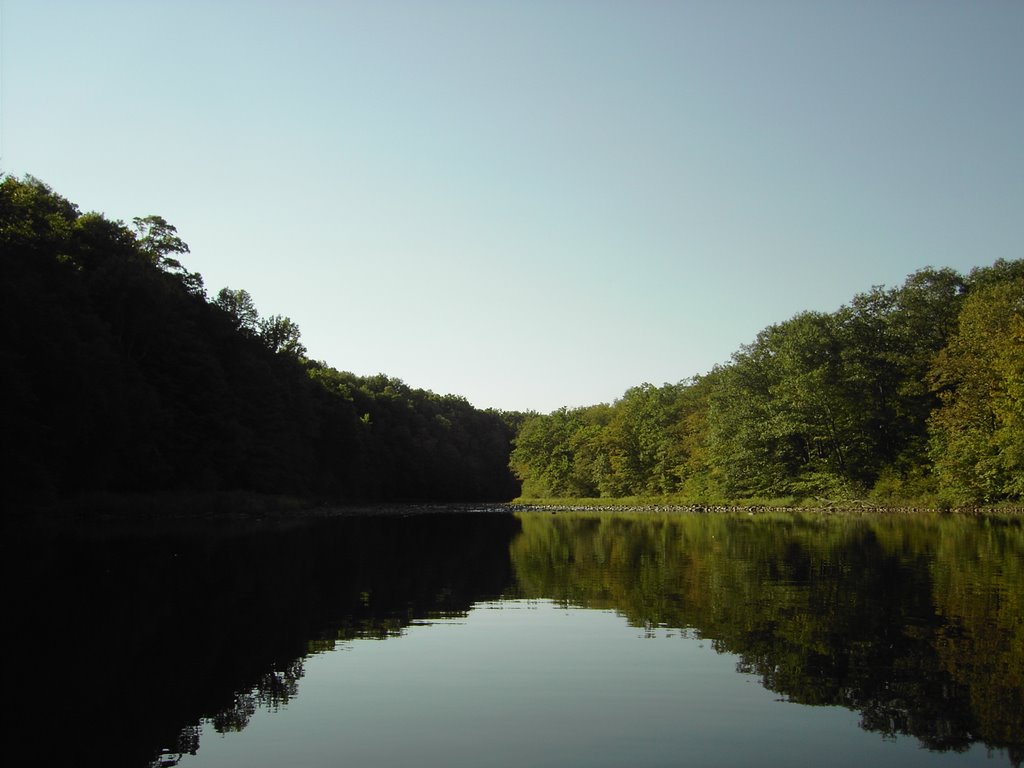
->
2, 509, 521, 768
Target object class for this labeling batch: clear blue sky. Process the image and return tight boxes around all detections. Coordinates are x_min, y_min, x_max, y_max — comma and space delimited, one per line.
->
3, 1, 1022, 413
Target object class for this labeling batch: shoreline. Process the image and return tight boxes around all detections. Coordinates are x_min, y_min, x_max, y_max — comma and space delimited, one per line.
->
509, 501, 1024, 516
10, 491, 1024, 528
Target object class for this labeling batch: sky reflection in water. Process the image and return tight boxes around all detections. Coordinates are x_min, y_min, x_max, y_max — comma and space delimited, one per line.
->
182, 598, 998, 768
169, 509, 1023, 768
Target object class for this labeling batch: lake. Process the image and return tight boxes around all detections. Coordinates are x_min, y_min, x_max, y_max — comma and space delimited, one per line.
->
4, 508, 1022, 767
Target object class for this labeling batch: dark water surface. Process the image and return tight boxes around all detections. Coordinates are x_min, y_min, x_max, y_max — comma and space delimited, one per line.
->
5, 508, 1022, 767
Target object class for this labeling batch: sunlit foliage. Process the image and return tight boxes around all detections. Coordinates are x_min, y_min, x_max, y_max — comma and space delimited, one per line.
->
929, 277, 1024, 502
510, 260, 1022, 505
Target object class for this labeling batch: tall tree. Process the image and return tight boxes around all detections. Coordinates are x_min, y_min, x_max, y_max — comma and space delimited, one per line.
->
835, 268, 966, 483
133, 215, 204, 295
928, 277, 1024, 503
259, 314, 307, 358
708, 312, 859, 497
214, 287, 260, 334
510, 406, 610, 498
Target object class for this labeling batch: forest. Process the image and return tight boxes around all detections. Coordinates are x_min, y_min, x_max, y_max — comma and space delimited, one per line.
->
510, 256, 1024, 506
1, 175, 522, 506
4, 174, 1022, 509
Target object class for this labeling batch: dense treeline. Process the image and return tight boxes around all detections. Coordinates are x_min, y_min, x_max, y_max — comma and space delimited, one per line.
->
511, 260, 1024, 505
1, 175, 521, 504
7, 174, 1021, 507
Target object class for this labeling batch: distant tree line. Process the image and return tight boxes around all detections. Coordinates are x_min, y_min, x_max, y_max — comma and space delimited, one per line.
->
511, 260, 1024, 505
7, 174, 1020, 507
1, 175, 521, 505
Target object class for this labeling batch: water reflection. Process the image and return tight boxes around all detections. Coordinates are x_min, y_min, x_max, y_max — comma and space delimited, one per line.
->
4, 509, 1022, 767
2, 511, 520, 768
509, 511, 1024, 763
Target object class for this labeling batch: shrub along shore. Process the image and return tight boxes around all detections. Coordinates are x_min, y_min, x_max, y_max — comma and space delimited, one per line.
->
510, 498, 1024, 516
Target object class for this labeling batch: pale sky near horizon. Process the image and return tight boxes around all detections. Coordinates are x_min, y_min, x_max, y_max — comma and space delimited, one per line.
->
3, 1, 1022, 413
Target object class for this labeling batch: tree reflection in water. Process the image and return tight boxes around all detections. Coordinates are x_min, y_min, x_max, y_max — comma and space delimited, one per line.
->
509, 511, 1024, 764
2, 510, 519, 768
4, 509, 1022, 767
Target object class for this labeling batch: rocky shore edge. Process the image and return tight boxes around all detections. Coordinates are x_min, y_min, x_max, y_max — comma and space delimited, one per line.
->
508, 502, 1024, 516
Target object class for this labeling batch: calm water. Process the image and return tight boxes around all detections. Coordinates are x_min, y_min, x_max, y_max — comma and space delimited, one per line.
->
4, 509, 1022, 767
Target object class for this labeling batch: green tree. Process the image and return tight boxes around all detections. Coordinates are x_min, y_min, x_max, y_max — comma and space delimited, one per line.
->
510, 406, 609, 498
928, 277, 1024, 503
214, 287, 260, 334
708, 312, 859, 497
671, 373, 722, 499
837, 268, 966, 481
132, 215, 204, 295
599, 383, 688, 496
259, 314, 307, 358
707, 268, 969, 501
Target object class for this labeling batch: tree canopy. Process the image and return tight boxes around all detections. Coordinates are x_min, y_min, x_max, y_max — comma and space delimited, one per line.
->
1, 175, 521, 506
511, 262, 1023, 505
6, 173, 1020, 508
